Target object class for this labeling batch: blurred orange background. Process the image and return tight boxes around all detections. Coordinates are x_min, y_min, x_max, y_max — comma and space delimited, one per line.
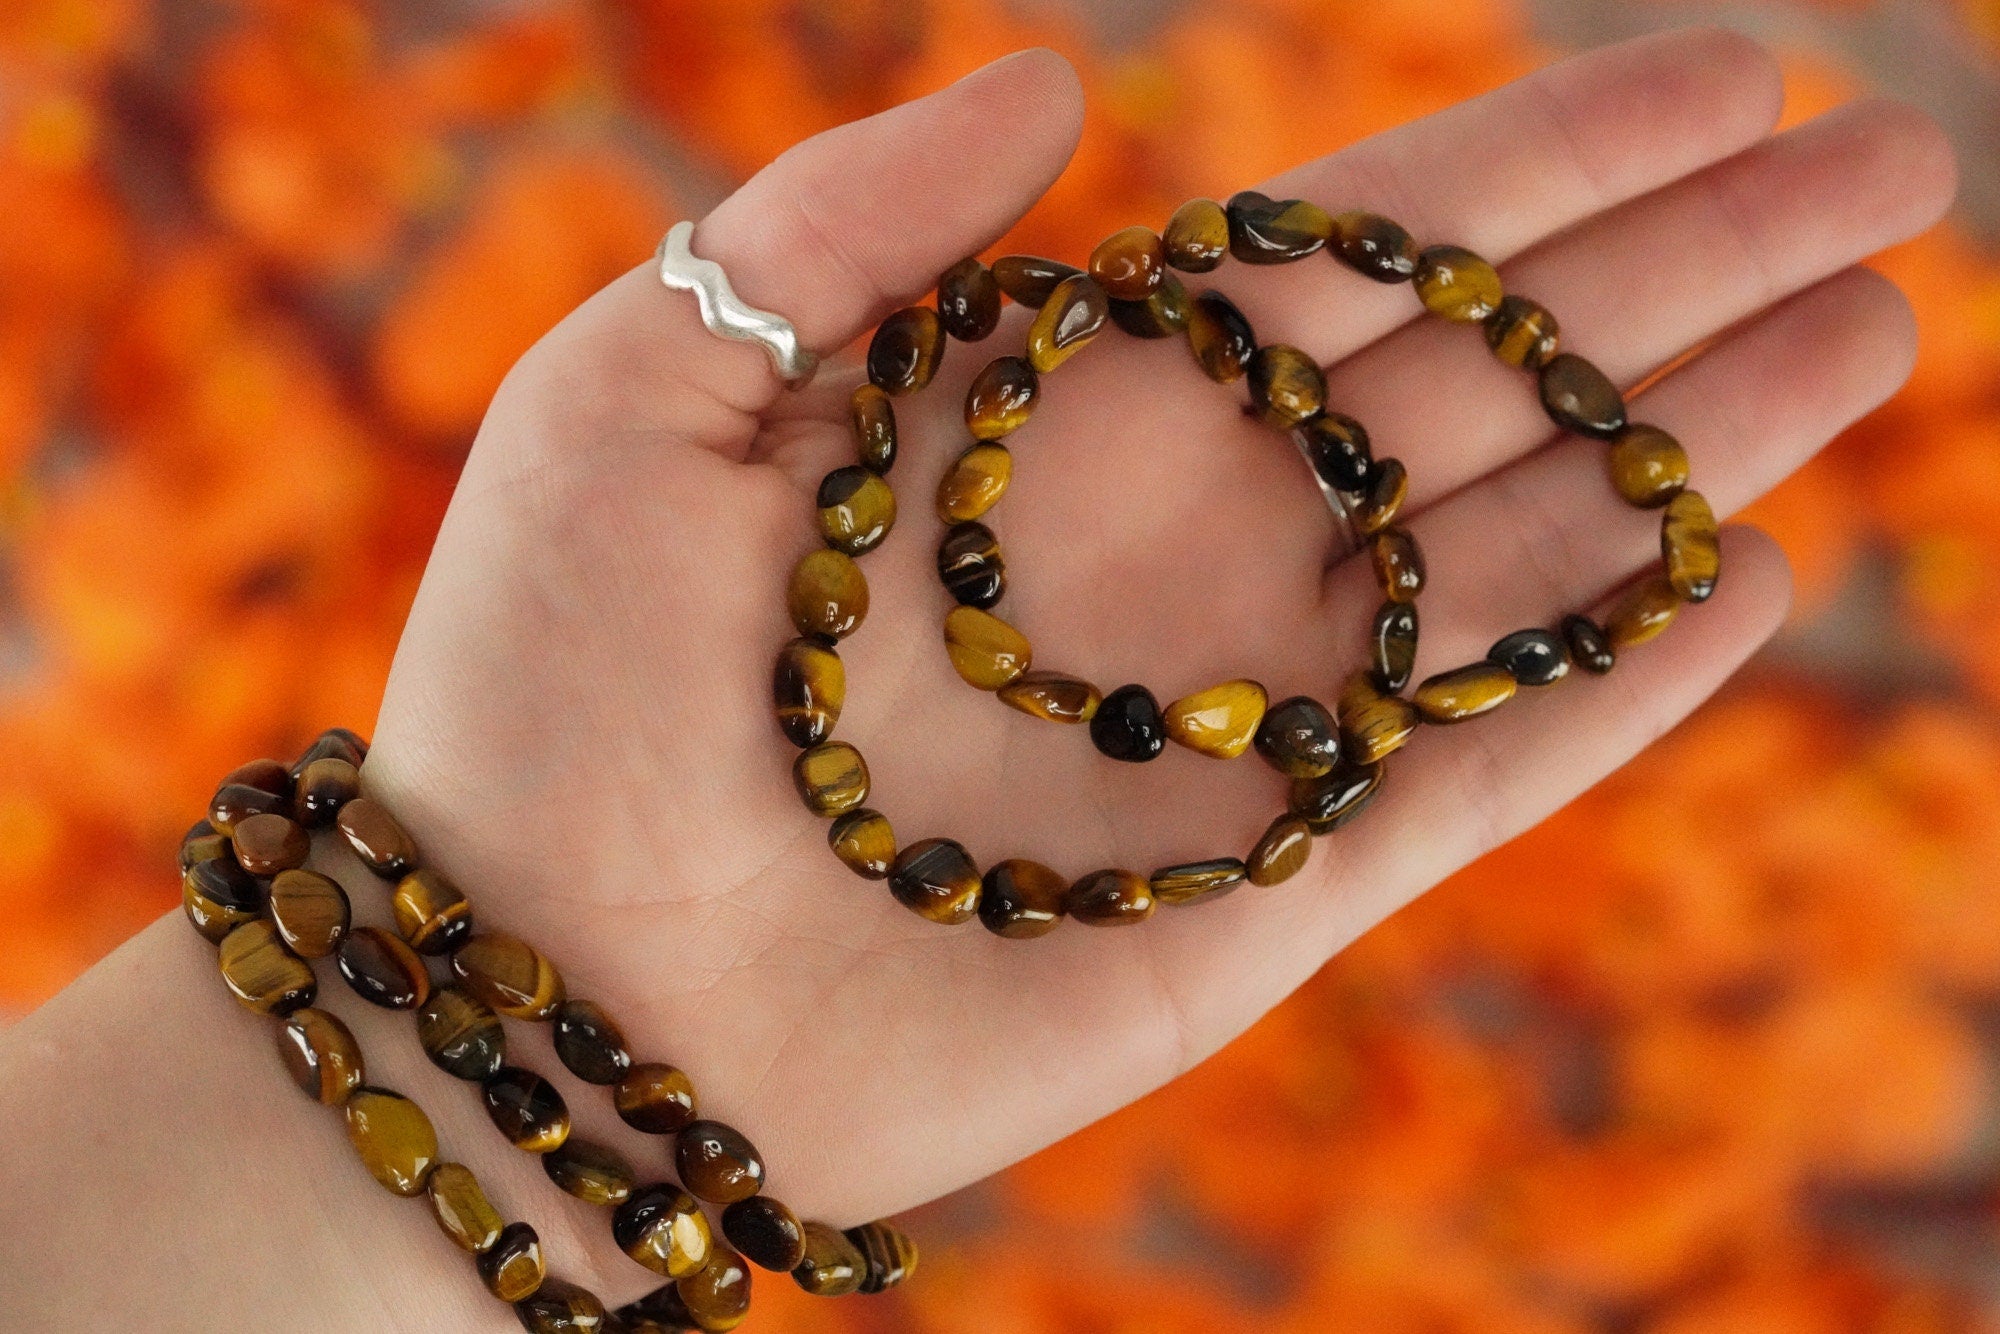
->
5, 0, 2000, 1328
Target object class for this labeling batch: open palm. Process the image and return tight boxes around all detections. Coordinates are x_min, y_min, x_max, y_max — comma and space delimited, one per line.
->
365, 33, 1954, 1238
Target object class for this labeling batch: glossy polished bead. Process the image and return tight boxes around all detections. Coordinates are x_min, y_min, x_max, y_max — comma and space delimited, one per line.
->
553, 999, 632, 1085
991, 254, 1081, 308
232, 812, 308, 876
1489, 628, 1569, 686
1253, 695, 1341, 778
1330, 210, 1418, 282
1371, 527, 1425, 602
935, 442, 1012, 524
1608, 423, 1689, 507
772, 637, 843, 749
1605, 576, 1681, 649
417, 985, 507, 1082
964, 355, 1038, 442
219, 920, 315, 1015
1290, 763, 1383, 835
291, 728, 366, 776
1246, 344, 1325, 428
1163, 678, 1267, 759
483, 1066, 571, 1153
815, 466, 896, 556
1108, 273, 1190, 338
889, 837, 981, 924
1370, 600, 1419, 693
792, 1222, 865, 1296
208, 782, 288, 835
1484, 294, 1561, 369
866, 306, 943, 396
179, 818, 229, 872
787, 548, 868, 641
614, 1184, 713, 1278
392, 867, 473, 955
944, 605, 1031, 690
677, 1120, 765, 1204
1353, 457, 1408, 535
827, 807, 896, 879
978, 858, 1068, 938
621, 1286, 696, 1332
1089, 225, 1166, 300
426, 1161, 504, 1253
453, 933, 566, 1021
1561, 614, 1617, 675
338, 925, 431, 1010
936, 256, 1001, 342
223, 756, 293, 795
1414, 662, 1518, 723
478, 1221, 546, 1301
937, 522, 1004, 609
723, 1196, 808, 1272
543, 1136, 635, 1206
1163, 198, 1229, 272
1149, 857, 1246, 906
614, 1063, 699, 1135
1227, 190, 1331, 264
345, 1086, 438, 1196
792, 740, 869, 817
850, 383, 896, 474
515, 1277, 607, 1333
1414, 244, 1503, 322
1066, 868, 1154, 925
1539, 353, 1627, 438
268, 868, 349, 958
1297, 412, 1372, 493
677, 1246, 753, 1331
1663, 490, 1720, 602
336, 798, 415, 878
1185, 290, 1256, 383
1090, 683, 1167, 762
1338, 670, 1418, 765
998, 670, 1100, 724
182, 857, 262, 944
1247, 815, 1313, 887
1025, 274, 1109, 373
296, 756, 361, 827
277, 1007, 364, 1104
846, 1221, 919, 1294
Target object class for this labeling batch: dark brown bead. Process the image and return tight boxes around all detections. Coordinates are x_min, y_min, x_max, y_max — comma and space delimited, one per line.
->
482, 1066, 571, 1153
514, 1277, 607, 1333
1290, 762, 1383, 835
1185, 290, 1257, 383
553, 998, 632, 1085
1246, 815, 1312, 887
1107, 273, 1190, 339
723, 1196, 808, 1273
990, 254, 1082, 308
1561, 614, 1616, 675
219, 919, 315, 1015
1163, 198, 1229, 272
677, 1120, 765, 1204
1226, 191, 1331, 264
1149, 858, 1246, 906
998, 670, 1101, 724
290, 727, 366, 777
937, 521, 1005, 609
1370, 527, 1425, 602
230, 811, 308, 877
1066, 868, 1154, 926
1488, 629, 1569, 687
614, 1183, 713, 1278
1088, 225, 1165, 300
1329, 211, 1418, 282
1604, 576, 1681, 649
1414, 662, 1518, 723
338, 925, 431, 1011
615, 1063, 699, 1135
417, 985, 507, 1082
676, 1246, 752, 1332
964, 355, 1038, 441
620, 1286, 695, 1332
1337, 670, 1418, 765
1253, 695, 1341, 778
1163, 678, 1267, 759
1353, 457, 1408, 535
944, 605, 1031, 690
865, 306, 943, 396
1297, 412, 1372, 493
1663, 490, 1720, 602
223, 757, 293, 798
182, 856, 262, 944
295, 756, 361, 827
543, 1136, 636, 1206
268, 868, 350, 958
935, 442, 1012, 524
478, 1221, 546, 1301
792, 740, 869, 817
815, 466, 896, 555
1025, 273, 1108, 373
207, 781, 288, 835
1246, 344, 1325, 428
335, 797, 415, 878
1608, 423, 1690, 508
426, 1161, 503, 1253
178, 818, 229, 873
345, 1086, 438, 1197
277, 1007, 364, 1105
1369, 600, 1419, 693
1484, 294, 1560, 369
791, 1222, 865, 1296
1539, 352, 1627, 438
772, 637, 843, 749
1414, 244, 1503, 322
978, 858, 1068, 938
845, 1221, 919, 1294
849, 383, 896, 474
935, 256, 1001, 342
888, 837, 981, 925
827, 807, 895, 879
392, 867, 473, 955
453, 933, 566, 1021
1090, 683, 1167, 762
786, 548, 868, 641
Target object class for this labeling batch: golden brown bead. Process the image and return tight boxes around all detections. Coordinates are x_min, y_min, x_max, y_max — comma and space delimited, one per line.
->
1108, 273, 1191, 339
991, 254, 1082, 308
1246, 344, 1326, 429
231, 811, 309, 877
391, 867, 473, 955
1370, 527, 1425, 602
1290, 762, 1383, 835
1562, 614, 1616, 675
1162, 678, 1268, 759
483, 1066, 571, 1153
268, 868, 350, 959
514, 1277, 607, 1333
998, 670, 1101, 724
1539, 352, 1627, 438
1484, 294, 1561, 369
815, 465, 897, 555
1330, 211, 1419, 282
453, 933, 566, 1021
1413, 662, 1518, 723
723, 1195, 808, 1272
337, 925, 431, 1011
786, 547, 869, 641
792, 740, 870, 817
845, 1221, 919, 1294
1088, 225, 1165, 300
888, 837, 981, 925
335, 797, 415, 878
1163, 198, 1229, 272
866, 306, 944, 396
1149, 858, 1246, 906
1353, 457, 1408, 535
219, 919, 316, 1015
1488, 628, 1570, 687
827, 806, 896, 879
478, 1221, 546, 1301
1369, 600, 1419, 693
1337, 670, 1419, 765
543, 1136, 636, 1206
1607, 423, 1690, 508
553, 999, 632, 1085
178, 819, 229, 873
290, 728, 366, 776
935, 442, 1012, 524
1227, 191, 1331, 264
1246, 815, 1313, 887
208, 782, 288, 835
1604, 576, 1681, 649
964, 355, 1039, 441
1414, 244, 1504, 322
1662, 490, 1720, 602
1066, 868, 1156, 925
277, 1007, 364, 1105
677, 1120, 765, 1204
223, 756, 293, 797
772, 637, 843, 749
345, 1086, 438, 1197
182, 857, 262, 944
792, 1222, 866, 1296
1253, 695, 1341, 778
426, 1161, 504, 1253
676, 1246, 753, 1331
1185, 289, 1257, 383
615, 1063, 699, 1135
849, 383, 896, 474
614, 1183, 714, 1278
296, 756, 361, 828
937, 521, 1005, 609
1025, 273, 1109, 373
417, 985, 507, 1082
935, 256, 1001, 342
944, 605, 1032, 690
978, 858, 1068, 938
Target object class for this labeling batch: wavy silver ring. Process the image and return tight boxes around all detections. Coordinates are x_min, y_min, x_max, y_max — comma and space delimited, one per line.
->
1291, 434, 1362, 557
655, 220, 820, 388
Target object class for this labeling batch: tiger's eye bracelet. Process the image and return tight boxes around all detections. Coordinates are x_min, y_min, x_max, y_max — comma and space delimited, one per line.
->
184, 728, 916, 1332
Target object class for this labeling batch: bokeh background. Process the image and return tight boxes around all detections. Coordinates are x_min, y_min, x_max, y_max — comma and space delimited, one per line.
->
4, 0, 2000, 1328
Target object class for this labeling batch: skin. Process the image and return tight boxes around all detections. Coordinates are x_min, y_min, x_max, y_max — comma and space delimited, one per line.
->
0, 33, 1958, 1329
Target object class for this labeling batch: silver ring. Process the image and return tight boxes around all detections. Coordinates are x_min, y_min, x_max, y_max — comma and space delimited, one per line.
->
1291, 435, 1362, 556
655, 220, 819, 388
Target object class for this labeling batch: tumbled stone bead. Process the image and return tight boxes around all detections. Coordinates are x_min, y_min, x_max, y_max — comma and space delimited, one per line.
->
676, 1246, 753, 1332
846, 1221, 920, 1294
220, 919, 316, 1015
392, 867, 473, 955
1605, 576, 1681, 649
208, 781, 288, 835
935, 256, 1001, 342
223, 756, 293, 796
1108, 273, 1190, 339
1227, 191, 1331, 264
1253, 695, 1341, 778
291, 727, 367, 776
815, 466, 896, 555
336, 798, 415, 878
978, 858, 1068, 938
296, 756, 361, 828
1163, 198, 1229, 272
178, 818, 229, 872
792, 740, 869, 817
182, 856, 262, 944
1414, 662, 1518, 723
865, 306, 943, 396
482, 1066, 571, 1153
1487, 628, 1569, 687
677, 1120, 765, 1204
1297, 412, 1372, 493
723, 1196, 808, 1273
937, 521, 1004, 609
1485, 294, 1561, 370
1290, 763, 1383, 835
1337, 670, 1418, 765
998, 670, 1100, 724
1371, 527, 1425, 602
956, 358, 1039, 448
772, 637, 843, 749
1539, 352, 1627, 438
827, 807, 895, 879
1066, 868, 1154, 925
621, 1286, 697, 1332
792, 1222, 866, 1296
1353, 457, 1408, 535
1561, 614, 1617, 675
1143, 856, 1245, 906
232, 811, 309, 877
1330, 211, 1419, 282
417, 985, 507, 1082
615, 1183, 714, 1278
1246, 344, 1326, 429
991, 254, 1082, 308
338, 925, 431, 1011
1090, 683, 1167, 762
786, 548, 868, 640
478, 1221, 546, 1301
345, 1086, 438, 1197
1414, 244, 1503, 323
1608, 423, 1689, 508
850, 383, 896, 475
553, 998, 632, 1085
1370, 600, 1419, 693
1185, 290, 1257, 383
615, 1063, 699, 1135
944, 605, 1031, 690
543, 1136, 636, 1206
889, 837, 981, 925
453, 933, 566, 1021
1663, 490, 1720, 602
1025, 274, 1109, 373
268, 868, 349, 958
426, 1161, 504, 1253
1088, 225, 1166, 300
1163, 678, 1267, 759
277, 1007, 364, 1105
1247, 815, 1313, 887
935, 442, 1012, 524
515, 1277, 607, 1333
